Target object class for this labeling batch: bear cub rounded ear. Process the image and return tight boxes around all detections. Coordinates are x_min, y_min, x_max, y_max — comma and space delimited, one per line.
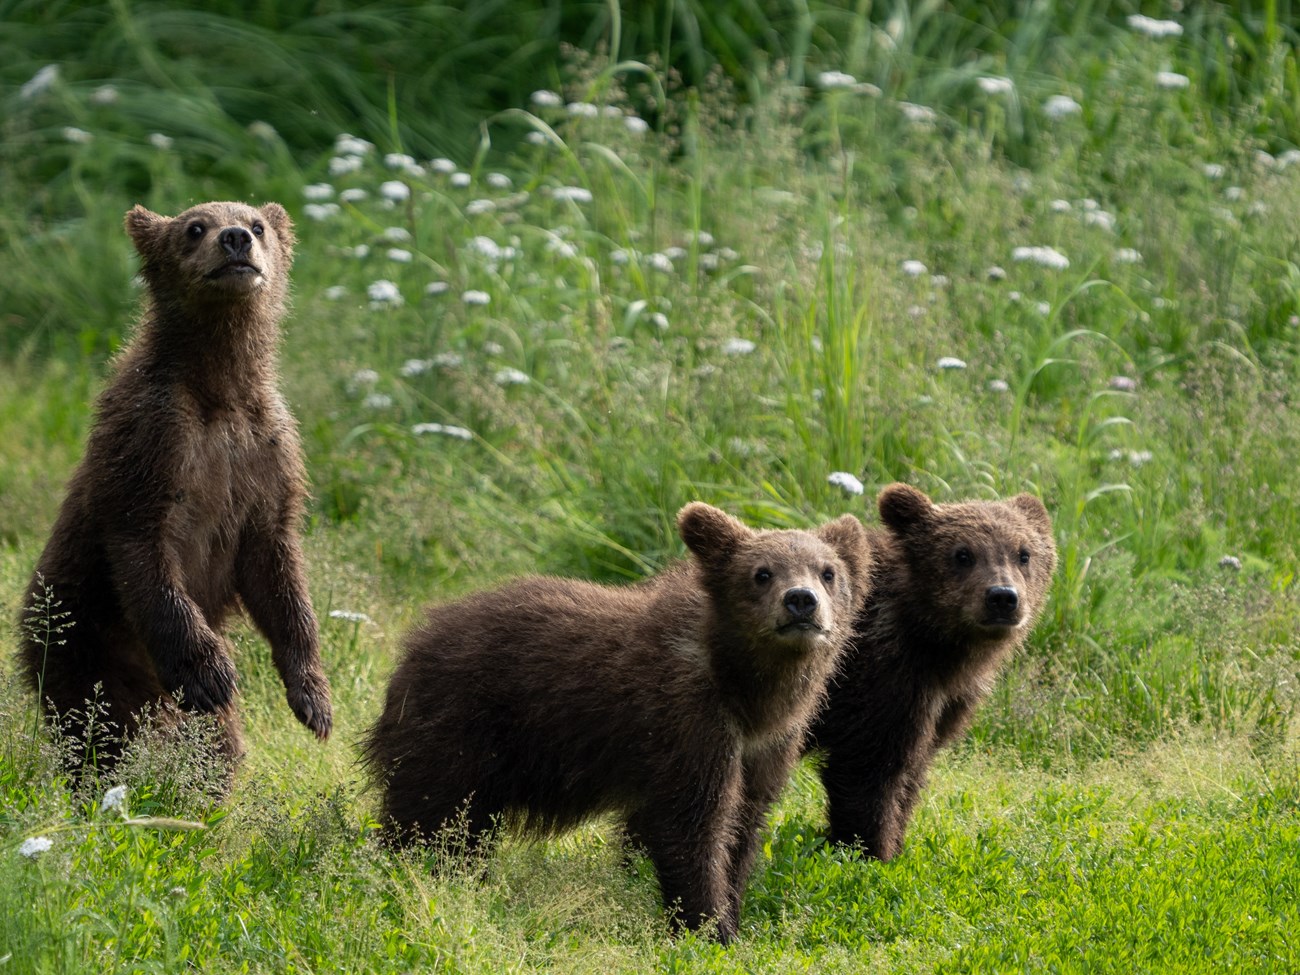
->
677, 502, 752, 564
878, 483, 933, 533
124, 205, 166, 252
816, 514, 872, 594
1009, 493, 1053, 535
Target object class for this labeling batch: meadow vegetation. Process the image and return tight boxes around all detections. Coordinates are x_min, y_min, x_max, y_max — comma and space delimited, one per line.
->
2, 1, 1300, 971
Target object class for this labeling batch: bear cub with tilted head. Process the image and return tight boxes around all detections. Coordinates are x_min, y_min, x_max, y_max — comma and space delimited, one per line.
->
805, 483, 1056, 860
19, 201, 332, 772
362, 503, 871, 943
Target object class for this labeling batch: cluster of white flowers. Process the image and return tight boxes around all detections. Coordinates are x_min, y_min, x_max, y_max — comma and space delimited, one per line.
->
1012, 245, 1070, 270
412, 422, 473, 440
367, 280, 403, 308
1043, 94, 1082, 119
1155, 71, 1190, 90
18, 836, 53, 859
379, 180, 410, 203
901, 259, 928, 277
1113, 248, 1143, 264
722, 338, 757, 356
551, 186, 594, 204
462, 290, 491, 306
1127, 14, 1183, 38
828, 471, 865, 496
149, 132, 174, 151
494, 367, 530, 386
100, 784, 128, 813
977, 76, 1014, 96
936, 356, 967, 370
20, 64, 59, 100
329, 609, 372, 623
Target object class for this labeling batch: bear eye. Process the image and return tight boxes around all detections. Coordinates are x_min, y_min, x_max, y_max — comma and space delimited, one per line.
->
754, 568, 772, 585
954, 547, 975, 568
186, 222, 205, 239
822, 567, 836, 584
1019, 548, 1031, 565
251, 221, 265, 237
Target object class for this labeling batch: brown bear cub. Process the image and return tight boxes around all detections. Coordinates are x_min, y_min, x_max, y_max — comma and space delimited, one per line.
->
19, 201, 332, 771
362, 503, 871, 943
805, 483, 1056, 860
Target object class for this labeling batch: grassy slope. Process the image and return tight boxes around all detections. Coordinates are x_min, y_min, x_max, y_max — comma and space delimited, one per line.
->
3, 5, 1300, 972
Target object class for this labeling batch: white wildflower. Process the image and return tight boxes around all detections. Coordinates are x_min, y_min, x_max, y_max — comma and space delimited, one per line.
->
304, 182, 334, 201
363, 393, 393, 410
1127, 14, 1183, 38
531, 89, 563, 107
646, 252, 674, 274
610, 248, 632, 265
350, 368, 380, 388
551, 186, 593, 204
977, 76, 1014, 96
431, 157, 457, 174
494, 367, 530, 386
21, 64, 59, 99
1050, 198, 1072, 212
432, 352, 463, 368
1114, 248, 1143, 264
323, 285, 347, 301
1203, 163, 1225, 179
425, 281, 450, 296
936, 356, 967, 370
901, 259, 928, 277
384, 152, 416, 170
348, 244, 370, 259
987, 265, 1007, 281
335, 133, 374, 156
62, 127, 93, 144
546, 239, 579, 259
1035, 301, 1051, 316
567, 101, 600, 118
386, 248, 412, 263
148, 132, 174, 151
722, 338, 756, 356
1043, 94, 1082, 119
462, 290, 491, 306
818, 71, 858, 89
899, 102, 938, 125
412, 422, 473, 440
1155, 71, 1190, 90
828, 471, 865, 496
379, 180, 410, 202
366, 280, 403, 307
486, 172, 512, 189
1224, 186, 1244, 202
1218, 555, 1242, 571
1012, 245, 1070, 270
1083, 209, 1117, 232
304, 203, 340, 221
483, 341, 504, 356
329, 155, 364, 177
90, 84, 119, 105
339, 187, 368, 202
988, 379, 1011, 393
329, 609, 372, 623
525, 131, 548, 145
400, 359, 430, 377
465, 199, 496, 216
100, 785, 128, 813
450, 172, 471, 188
383, 226, 411, 242
624, 115, 650, 134
18, 836, 53, 858
1109, 376, 1138, 392
1277, 149, 1300, 168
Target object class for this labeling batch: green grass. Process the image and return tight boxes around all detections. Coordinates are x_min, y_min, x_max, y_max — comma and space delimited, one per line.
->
3, 2, 1300, 971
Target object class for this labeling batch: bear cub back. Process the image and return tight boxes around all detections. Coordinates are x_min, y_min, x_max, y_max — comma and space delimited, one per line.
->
362, 503, 871, 943
806, 483, 1056, 860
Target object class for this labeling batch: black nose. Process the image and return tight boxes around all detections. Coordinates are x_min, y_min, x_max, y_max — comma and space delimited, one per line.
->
219, 226, 253, 259
986, 585, 1019, 614
784, 587, 819, 619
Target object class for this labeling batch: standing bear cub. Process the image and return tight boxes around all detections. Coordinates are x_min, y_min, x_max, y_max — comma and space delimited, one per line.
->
806, 483, 1056, 860
362, 503, 871, 943
20, 201, 332, 771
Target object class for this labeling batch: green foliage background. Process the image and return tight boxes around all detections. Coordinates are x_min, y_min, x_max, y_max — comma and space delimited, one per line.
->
2, 1, 1300, 971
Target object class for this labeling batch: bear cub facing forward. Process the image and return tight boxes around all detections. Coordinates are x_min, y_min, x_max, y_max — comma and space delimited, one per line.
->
20, 201, 332, 771
362, 503, 871, 943
806, 483, 1056, 860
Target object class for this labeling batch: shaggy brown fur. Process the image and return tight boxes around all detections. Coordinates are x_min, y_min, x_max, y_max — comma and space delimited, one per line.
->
19, 201, 332, 770
362, 504, 871, 943
805, 483, 1056, 860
